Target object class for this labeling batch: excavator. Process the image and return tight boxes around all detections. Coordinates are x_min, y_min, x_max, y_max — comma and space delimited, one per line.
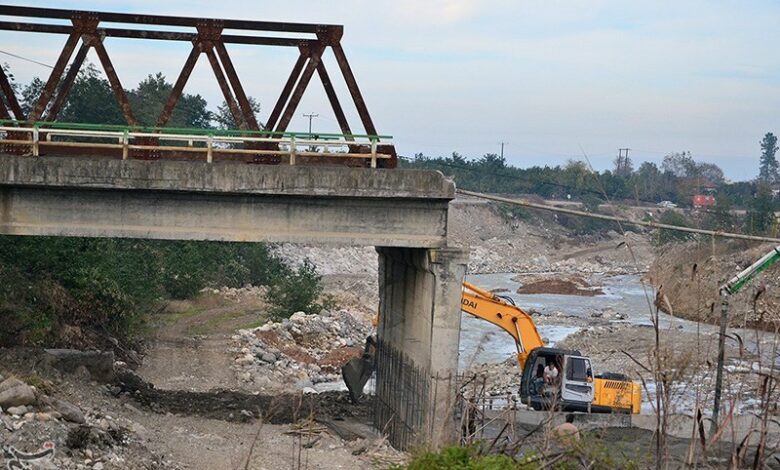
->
342, 281, 641, 414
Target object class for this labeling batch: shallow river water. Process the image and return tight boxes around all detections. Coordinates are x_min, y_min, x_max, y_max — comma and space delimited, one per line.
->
459, 272, 658, 368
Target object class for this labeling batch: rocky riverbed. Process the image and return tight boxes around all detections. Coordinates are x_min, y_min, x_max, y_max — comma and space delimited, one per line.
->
231, 310, 372, 393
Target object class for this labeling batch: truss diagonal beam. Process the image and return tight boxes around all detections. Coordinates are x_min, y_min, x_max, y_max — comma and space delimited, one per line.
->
0, 64, 23, 120
90, 37, 137, 125
275, 45, 324, 134
332, 43, 377, 137
266, 52, 306, 133
215, 42, 261, 130
204, 46, 244, 130
317, 61, 352, 139
47, 40, 89, 121
0, 92, 10, 119
30, 30, 80, 121
156, 43, 202, 128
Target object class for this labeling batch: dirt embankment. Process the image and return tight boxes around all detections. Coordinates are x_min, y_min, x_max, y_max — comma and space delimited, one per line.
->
646, 241, 780, 328
275, 198, 656, 277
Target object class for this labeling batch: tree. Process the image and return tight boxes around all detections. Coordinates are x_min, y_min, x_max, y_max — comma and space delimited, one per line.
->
129, 73, 211, 128
662, 151, 697, 178
697, 162, 724, 185
59, 63, 125, 125
745, 182, 776, 235
265, 259, 327, 319
19, 77, 44, 118
634, 162, 663, 201
213, 97, 261, 130
758, 132, 779, 184
478, 153, 506, 171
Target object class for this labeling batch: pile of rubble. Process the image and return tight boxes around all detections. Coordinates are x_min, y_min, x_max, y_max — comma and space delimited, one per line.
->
231, 310, 373, 392
0, 373, 180, 470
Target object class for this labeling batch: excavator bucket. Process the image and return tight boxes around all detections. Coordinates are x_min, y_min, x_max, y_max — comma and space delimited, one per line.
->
342, 336, 376, 402
342, 356, 374, 402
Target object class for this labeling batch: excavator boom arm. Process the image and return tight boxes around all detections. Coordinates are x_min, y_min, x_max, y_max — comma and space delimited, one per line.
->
461, 282, 544, 368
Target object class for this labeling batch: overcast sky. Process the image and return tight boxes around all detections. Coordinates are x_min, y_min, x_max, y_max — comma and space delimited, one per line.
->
1, 1, 778, 181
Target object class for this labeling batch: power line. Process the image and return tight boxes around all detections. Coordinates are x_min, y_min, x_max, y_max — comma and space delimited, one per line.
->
398, 155, 662, 204
399, 155, 751, 219
457, 189, 780, 244
0, 49, 53, 69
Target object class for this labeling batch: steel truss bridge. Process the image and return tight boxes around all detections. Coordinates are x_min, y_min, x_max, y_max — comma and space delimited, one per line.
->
0, 5, 396, 167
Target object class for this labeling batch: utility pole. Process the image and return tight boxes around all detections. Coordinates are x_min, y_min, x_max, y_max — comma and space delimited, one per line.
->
303, 113, 318, 137
616, 148, 631, 175
499, 141, 508, 159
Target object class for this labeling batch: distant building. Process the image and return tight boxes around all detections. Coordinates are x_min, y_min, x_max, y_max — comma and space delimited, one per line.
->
693, 194, 716, 208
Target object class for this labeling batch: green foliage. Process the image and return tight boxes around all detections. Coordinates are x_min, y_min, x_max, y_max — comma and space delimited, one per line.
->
400, 153, 681, 205
214, 97, 262, 130
129, 73, 212, 128
0, 236, 319, 346
394, 436, 642, 470
759, 132, 779, 184
703, 193, 735, 232
494, 202, 530, 221
60, 64, 125, 125
396, 446, 520, 470
17, 65, 255, 130
655, 210, 691, 245
266, 259, 329, 320
744, 182, 777, 235
580, 194, 603, 212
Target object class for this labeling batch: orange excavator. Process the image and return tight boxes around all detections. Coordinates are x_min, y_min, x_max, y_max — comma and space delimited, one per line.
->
342, 281, 641, 414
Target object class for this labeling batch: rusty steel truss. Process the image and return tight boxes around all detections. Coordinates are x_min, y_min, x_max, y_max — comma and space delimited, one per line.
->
0, 5, 396, 167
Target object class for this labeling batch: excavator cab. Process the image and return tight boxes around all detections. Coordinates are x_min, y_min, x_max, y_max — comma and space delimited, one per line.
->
520, 347, 594, 411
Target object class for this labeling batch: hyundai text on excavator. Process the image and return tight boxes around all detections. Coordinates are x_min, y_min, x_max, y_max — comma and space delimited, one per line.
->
342, 281, 641, 414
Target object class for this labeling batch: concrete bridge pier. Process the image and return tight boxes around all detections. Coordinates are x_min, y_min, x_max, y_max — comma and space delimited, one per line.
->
374, 246, 468, 449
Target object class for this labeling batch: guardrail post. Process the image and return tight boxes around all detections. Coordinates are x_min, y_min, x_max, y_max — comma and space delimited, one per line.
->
370, 137, 377, 169
32, 125, 39, 157
207, 134, 213, 163
290, 136, 296, 165
122, 129, 129, 160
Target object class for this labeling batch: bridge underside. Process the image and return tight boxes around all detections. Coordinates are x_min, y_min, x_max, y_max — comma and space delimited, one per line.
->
0, 155, 466, 448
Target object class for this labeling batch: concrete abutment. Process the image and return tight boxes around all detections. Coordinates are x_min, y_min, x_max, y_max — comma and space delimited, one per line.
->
374, 246, 467, 449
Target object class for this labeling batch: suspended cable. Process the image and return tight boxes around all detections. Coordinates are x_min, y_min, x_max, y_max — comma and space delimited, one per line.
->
0, 49, 54, 69
456, 189, 780, 244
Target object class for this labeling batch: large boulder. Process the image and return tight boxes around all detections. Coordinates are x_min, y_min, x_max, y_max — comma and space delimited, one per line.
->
0, 377, 36, 408
41, 396, 86, 424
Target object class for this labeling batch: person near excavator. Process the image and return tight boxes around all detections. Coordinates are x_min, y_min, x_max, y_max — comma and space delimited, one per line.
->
543, 360, 559, 385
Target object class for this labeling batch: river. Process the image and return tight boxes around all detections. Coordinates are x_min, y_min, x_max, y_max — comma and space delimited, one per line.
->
459, 272, 658, 368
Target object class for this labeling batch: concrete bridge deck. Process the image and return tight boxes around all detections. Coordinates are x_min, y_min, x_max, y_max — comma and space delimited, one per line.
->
0, 155, 452, 247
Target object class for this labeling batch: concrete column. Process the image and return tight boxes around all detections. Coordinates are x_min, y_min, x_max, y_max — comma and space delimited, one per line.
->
374, 246, 467, 449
